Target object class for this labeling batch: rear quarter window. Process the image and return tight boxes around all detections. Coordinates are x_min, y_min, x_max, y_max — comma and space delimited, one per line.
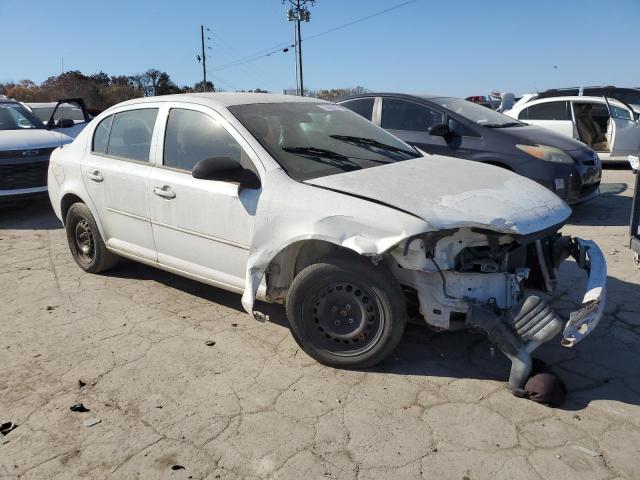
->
92, 115, 113, 154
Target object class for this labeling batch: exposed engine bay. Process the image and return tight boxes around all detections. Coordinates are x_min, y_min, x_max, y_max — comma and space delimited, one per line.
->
389, 227, 606, 393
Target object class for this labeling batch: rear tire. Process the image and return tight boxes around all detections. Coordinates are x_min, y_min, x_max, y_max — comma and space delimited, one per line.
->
65, 202, 119, 273
285, 257, 406, 369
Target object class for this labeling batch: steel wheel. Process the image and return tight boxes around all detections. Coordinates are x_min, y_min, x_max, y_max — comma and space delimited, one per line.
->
74, 218, 95, 262
302, 280, 385, 356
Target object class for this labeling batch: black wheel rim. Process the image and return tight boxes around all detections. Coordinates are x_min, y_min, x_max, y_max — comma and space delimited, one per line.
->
74, 219, 95, 262
302, 280, 385, 356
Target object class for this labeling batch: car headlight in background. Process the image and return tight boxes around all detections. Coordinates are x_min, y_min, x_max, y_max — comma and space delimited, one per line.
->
516, 144, 575, 164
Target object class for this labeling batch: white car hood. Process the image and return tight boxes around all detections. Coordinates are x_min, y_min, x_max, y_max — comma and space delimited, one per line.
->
305, 155, 571, 236
0, 129, 73, 151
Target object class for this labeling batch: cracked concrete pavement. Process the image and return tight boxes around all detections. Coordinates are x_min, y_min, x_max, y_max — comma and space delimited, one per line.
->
1, 168, 639, 479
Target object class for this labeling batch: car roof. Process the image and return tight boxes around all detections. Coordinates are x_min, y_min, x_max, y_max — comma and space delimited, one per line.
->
115, 92, 329, 109
540, 85, 639, 93
342, 92, 442, 99
515, 95, 630, 109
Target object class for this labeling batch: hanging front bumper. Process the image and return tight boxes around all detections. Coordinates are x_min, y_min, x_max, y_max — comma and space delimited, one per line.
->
560, 238, 607, 347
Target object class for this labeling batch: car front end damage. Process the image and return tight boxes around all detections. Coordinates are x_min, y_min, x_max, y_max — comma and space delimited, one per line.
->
388, 227, 606, 393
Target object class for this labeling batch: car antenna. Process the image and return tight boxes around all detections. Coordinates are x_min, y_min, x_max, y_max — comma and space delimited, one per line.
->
60, 56, 64, 148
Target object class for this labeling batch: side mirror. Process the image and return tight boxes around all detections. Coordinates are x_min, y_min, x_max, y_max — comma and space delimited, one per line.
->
428, 123, 452, 137
192, 157, 261, 189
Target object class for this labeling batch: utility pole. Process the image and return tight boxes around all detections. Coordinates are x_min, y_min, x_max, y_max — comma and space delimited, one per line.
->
285, 0, 314, 96
200, 25, 207, 92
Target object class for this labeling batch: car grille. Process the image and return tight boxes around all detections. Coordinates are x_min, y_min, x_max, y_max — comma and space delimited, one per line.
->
0, 148, 55, 190
0, 161, 49, 190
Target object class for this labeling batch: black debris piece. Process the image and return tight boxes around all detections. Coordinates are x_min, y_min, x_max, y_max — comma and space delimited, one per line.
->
78, 379, 87, 388
205, 340, 216, 347
0, 421, 17, 436
70, 404, 90, 413
171, 465, 185, 471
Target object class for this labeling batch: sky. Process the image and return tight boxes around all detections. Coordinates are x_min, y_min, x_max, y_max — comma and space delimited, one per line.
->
2, 0, 639, 97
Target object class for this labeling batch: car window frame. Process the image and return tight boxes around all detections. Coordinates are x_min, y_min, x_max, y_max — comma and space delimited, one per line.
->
89, 104, 162, 166
520, 100, 571, 121
379, 97, 445, 134
442, 111, 482, 138
155, 102, 263, 180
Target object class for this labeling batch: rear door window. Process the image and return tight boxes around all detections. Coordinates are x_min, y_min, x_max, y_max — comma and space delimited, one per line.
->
381, 98, 444, 132
520, 101, 570, 120
106, 109, 158, 162
340, 98, 375, 121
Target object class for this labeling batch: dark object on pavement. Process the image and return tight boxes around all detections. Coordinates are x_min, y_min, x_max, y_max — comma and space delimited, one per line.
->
205, 340, 216, 346
78, 379, 87, 388
171, 465, 186, 471
0, 421, 17, 436
523, 359, 567, 407
70, 403, 90, 413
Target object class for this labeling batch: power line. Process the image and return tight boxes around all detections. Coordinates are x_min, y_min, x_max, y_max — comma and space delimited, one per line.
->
304, 0, 416, 42
210, 0, 417, 73
208, 39, 279, 90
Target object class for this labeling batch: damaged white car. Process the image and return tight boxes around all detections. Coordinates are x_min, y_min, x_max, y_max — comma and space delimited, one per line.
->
47, 93, 607, 394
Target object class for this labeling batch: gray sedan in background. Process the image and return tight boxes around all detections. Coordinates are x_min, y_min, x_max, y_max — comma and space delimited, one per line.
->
339, 93, 602, 204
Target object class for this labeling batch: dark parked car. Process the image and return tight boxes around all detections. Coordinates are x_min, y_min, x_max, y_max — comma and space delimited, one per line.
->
339, 93, 602, 204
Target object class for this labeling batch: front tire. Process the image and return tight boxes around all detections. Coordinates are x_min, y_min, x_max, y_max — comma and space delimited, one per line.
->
65, 202, 119, 273
285, 258, 407, 369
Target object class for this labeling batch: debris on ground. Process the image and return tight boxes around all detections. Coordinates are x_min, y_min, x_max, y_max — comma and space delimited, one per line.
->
70, 404, 90, 413
0, 421, 17, 436
171, 465, 185, 470
78, 379, 87, 388
572, 445, 601, 457
231, 323, 238, 327
205, 340, 216, 346
83, 418, 101, 427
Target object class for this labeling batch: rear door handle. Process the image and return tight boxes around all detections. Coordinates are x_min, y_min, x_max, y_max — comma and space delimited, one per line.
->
153, 186, 176, 199
87, 171, 103, 182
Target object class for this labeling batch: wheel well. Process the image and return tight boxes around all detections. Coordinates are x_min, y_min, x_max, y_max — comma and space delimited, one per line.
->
60, 193, 84, 225
483, 161, 514, 171
264, 240, 364, 302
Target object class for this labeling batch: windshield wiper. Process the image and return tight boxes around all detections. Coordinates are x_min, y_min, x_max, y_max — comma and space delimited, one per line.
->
483, 122, 523, 128
282, 146, 348, 160
330, 134, 418, 156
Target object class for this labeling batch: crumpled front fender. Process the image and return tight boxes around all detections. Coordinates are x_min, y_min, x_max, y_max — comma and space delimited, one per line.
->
239, 178, 434, 318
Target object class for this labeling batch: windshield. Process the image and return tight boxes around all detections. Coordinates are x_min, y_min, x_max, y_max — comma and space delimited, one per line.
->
229, 102, 421, 181
29, 103, 86, 123
430, 97, 524, 127
0, 102, 44, 130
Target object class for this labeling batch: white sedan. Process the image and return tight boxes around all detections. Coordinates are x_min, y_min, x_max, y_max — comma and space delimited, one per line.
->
48, 93, 606, 395
506, 95, 640, 164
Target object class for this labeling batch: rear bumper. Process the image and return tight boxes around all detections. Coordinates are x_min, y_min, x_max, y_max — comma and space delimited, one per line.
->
0, 186, 48, 203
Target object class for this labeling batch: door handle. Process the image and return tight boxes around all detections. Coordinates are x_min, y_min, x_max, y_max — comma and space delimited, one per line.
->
153, 186, 176, 199
87, 171, 103, 182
